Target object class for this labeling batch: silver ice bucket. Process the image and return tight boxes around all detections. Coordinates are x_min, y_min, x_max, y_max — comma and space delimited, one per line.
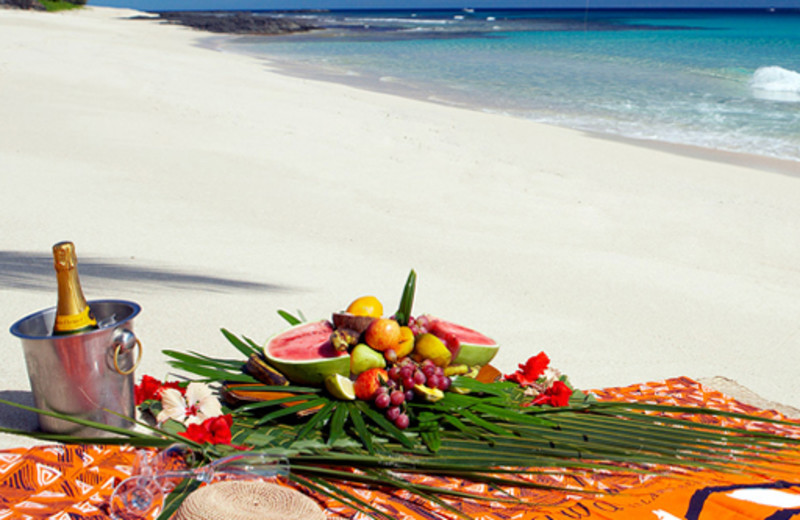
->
9, 300, 142, 436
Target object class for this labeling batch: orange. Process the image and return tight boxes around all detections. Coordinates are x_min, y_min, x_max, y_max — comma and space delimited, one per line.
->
346, 296, 383, 318
364, 318, 401, 352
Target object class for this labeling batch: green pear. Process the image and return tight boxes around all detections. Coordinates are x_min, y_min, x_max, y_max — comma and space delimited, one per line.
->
350, 343, 386, 376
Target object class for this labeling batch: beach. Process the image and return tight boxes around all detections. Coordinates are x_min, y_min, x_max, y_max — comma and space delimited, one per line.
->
1, 6, 799, 449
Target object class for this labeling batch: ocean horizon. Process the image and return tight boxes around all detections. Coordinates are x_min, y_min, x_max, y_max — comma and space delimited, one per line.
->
216, 8, 800, 164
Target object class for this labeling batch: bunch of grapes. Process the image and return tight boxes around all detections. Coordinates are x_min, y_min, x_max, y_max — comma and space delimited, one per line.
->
370, 358, 454, 430
407, 315, 432, 336
373, 385, 410, 429
388, 358, 452, 394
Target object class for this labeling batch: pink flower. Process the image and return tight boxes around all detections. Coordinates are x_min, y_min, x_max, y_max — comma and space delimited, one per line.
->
504, 352, 550, 386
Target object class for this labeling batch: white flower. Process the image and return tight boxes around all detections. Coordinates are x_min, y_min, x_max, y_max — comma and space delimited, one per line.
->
541, 367, 562, 388
156, 382, 222, 426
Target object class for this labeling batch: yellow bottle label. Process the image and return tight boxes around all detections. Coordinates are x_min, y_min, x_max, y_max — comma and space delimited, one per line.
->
54, 305, 97, 332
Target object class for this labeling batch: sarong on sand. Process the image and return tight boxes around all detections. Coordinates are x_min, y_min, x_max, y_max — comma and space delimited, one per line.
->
1, 377, 798, 520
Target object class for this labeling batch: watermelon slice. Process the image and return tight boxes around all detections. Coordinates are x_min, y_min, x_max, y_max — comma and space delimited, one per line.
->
264, 320, 350, 385
429, 318, 499, 367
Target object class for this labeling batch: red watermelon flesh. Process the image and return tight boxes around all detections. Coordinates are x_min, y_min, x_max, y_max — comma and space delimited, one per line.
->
267, 320, 344, 360
429, 318, 499, 366
264, 320, 350, 385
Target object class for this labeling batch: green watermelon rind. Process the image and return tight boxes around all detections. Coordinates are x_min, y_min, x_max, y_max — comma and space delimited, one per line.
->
454, 343, 499, 366
430, 318, 499, 367
263, 320, 350, 386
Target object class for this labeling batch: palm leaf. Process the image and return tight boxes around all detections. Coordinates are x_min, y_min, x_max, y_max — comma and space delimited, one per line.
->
394, 269, 417, 326
277, 310, 303, 325
162, 349, 242, 370
156, 479, 202, 520
346, 401, 374, 454
220, 328, 259, 358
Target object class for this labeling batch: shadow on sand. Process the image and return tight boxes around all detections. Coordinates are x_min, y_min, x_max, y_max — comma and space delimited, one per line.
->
0, 251, 288, 293
0, 390, 39, 433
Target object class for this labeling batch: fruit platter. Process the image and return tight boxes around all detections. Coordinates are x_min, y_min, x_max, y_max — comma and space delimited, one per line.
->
235, 288, 507, 432
151, 269, 579, 455
3, 270, 800, 520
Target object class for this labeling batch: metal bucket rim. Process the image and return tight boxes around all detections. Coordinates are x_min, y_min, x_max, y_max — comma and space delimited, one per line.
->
9, 299, 142, 340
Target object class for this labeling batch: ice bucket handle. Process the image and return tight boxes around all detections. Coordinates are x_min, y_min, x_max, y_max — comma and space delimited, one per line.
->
112, 328, 143, 376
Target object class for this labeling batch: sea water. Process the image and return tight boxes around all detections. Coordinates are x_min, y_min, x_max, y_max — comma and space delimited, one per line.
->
221, 9, 800, 163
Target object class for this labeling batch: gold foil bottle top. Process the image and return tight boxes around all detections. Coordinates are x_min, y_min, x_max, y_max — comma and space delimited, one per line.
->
52, 240, 97, 335
53, 241, 78, 271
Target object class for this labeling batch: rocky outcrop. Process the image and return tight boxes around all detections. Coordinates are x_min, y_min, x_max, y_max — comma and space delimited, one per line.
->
151, 11, 318, 35
0, 0, 46, 10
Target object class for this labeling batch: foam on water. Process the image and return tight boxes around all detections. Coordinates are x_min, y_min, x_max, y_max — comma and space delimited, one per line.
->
228, 10, 800, 163
750, 66, 800, 102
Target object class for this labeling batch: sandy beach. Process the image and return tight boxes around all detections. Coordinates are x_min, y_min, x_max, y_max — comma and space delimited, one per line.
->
1, 6, 799, 449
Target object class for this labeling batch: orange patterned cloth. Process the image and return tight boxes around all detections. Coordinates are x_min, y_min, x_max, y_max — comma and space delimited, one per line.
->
0, 444, 138, 519
1, 377, 799, 520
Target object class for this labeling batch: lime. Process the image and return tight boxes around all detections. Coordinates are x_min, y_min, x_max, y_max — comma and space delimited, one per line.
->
324, 373, 356, 401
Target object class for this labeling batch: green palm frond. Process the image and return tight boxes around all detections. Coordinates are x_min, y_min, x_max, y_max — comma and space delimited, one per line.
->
3, 282, 800, 520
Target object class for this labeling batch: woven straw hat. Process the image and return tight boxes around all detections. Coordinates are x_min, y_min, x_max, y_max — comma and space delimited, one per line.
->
172, 480, 326, 520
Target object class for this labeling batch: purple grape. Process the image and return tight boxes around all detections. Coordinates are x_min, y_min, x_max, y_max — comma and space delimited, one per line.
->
374, 393, 391, 409
438, 376, 452, 391
404, 389, 415, 402
413, 370, 427, 385
421, 358, 435, 368
422, 365, 436, 378
394, 413, 410, 430
388, 366, 401, 381
386, 406, 401, 421
402, 376, 415, 390
390, 390, 405, 406
400, 365, 414, 380
427, 375, 441, 390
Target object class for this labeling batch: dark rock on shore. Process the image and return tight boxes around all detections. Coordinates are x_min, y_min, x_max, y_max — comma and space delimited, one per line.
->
148, 11, 319, 35
0, 0, 46, 10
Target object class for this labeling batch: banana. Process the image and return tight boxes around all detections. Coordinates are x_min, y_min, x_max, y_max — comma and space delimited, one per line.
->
244, 353, 289, 386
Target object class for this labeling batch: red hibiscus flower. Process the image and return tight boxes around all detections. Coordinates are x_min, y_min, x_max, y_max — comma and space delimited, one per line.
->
179, 414, 233, 445
504, 352, 550, 386
134, 375, 184, 405
529, 380, 573, 407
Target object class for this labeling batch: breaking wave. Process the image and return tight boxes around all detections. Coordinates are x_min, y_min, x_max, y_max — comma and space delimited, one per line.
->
749, 66, 800, 102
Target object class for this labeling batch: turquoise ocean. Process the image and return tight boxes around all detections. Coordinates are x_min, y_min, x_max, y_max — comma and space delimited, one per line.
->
221, 9, 800, 163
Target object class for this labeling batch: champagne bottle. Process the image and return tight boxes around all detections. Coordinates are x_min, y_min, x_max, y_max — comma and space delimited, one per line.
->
52, 241, 98, 336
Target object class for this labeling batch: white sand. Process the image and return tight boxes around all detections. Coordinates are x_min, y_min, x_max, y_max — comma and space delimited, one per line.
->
1, 7, 799, 448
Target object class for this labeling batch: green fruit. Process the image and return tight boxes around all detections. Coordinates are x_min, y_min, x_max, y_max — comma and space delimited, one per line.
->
325, 374, 356, 400
350, 343, 386, 376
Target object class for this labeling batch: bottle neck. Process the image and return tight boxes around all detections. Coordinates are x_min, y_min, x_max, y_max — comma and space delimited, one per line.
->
54, 267, 96, 334
56, 268, 89, 316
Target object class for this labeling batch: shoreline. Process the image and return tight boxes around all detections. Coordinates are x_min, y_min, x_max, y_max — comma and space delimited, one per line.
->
2, 6, 800, 448
212, 34, 800, 175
